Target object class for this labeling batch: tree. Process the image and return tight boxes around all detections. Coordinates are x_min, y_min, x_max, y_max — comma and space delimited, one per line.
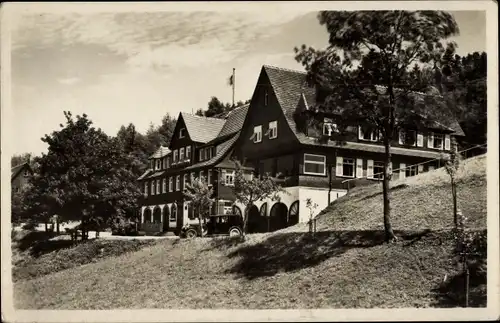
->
443, 139, 462, 228
204, 97, 226, 117
26, 111, 142, 239
295, 11, 459, 242
183, 175, 214, 237
232, 160, 287, 238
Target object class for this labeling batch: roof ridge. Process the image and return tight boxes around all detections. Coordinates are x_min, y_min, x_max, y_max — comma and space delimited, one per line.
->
181, 112, 226, 122
263, 64, 307, 75
224, 102, 250, 119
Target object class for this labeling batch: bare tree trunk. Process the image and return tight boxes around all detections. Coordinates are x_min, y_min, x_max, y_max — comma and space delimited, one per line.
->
56, 217, 60, 235
242, 204, 250, 238
383, 139, 397, 242
44, 222, 48, 232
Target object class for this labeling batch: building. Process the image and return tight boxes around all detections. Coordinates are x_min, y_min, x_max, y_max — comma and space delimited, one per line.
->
137, 104, 250, 235
11, 162, 32, 193
137, 65, 465, 235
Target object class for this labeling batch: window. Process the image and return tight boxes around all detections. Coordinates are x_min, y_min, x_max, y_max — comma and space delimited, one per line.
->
179, 128, 186, 138
323, 118, 338, 136
156, 179, 160, 194
207, 147, 212, 159
264, 90, 269, 106
186, 146, 191, 160
168, 177, 173, 191
373, 161, 384, 179
405, 165, 418, 177
183, 174, 187, 190
399, 130, 417, 146
200, 148, 206, 161
162, 178, 167, 193
224, 201, 233, 215
144, 182, 148, 196
151, 180, 155, 195
253, 125, 262, 143
24, 170, 29, 177
303, 154, 326, 175
434, 133, 444, 150
268, 121, 278, 139
173, 150, 178, 163
166, 157, 170, 168
200, 170, 205, 182
176, 175, 180, 191
207, 170, 212, 185
358, 126, 379, 142
170, 204, 177, 221
224, 170, 235, 186
180, 147, 185, 161
336, 157, 355, 177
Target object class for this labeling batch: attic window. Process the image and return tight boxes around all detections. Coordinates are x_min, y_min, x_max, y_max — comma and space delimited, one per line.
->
179, 128, 186, 138
323, 118, 338, 137
264, 90, 269, 106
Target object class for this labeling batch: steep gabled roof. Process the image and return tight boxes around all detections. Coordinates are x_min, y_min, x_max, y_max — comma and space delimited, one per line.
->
11, 163, 31, 181
263, 65, 466, 141
217, 104, 250, 138
148, 146, 171, 159
180, 113, 226, 143
184, 132, 240, 170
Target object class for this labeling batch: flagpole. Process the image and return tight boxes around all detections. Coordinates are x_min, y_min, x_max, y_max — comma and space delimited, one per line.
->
232, 68, 235, 108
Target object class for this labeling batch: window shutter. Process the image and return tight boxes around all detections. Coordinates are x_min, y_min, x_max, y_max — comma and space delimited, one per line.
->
399, 163, 406, 179
336, 157, 343, 176
358, 126, 364, 140
367, 160, 374, 179
444, 135, 451, 150
418, 164, 424, 173
428, 133, 434, 148
356, 159, 363, 178
417, 133, 424, 147
398, 130, 404, 145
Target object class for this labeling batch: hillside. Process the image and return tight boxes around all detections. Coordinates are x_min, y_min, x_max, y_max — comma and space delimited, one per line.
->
14, 155, 487, 309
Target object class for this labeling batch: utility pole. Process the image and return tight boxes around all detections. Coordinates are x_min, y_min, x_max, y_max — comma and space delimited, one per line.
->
232, 68, 235, 108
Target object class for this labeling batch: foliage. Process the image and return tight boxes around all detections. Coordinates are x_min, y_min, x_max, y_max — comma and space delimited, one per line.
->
183, 175, 214, 236
232, 160, 287, 236
435, 51, 487, 147
24, 112, 142, 237
201, 97, 250, 118
294, 10, 460, 242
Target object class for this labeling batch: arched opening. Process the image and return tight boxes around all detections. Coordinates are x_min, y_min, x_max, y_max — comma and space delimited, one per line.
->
288, 201, 299, 227
171, 204, 178, 221
163, 205, 170, 231
143, 208, 152, 223
269, 202, 288, 231
246, 204, 261, 233
153, 207, 162, 224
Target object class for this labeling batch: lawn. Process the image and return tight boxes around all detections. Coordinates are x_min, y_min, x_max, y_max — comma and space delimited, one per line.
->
13, 155, 487, 309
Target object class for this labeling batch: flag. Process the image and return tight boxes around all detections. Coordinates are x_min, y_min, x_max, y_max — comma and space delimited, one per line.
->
228, 74, 234, 86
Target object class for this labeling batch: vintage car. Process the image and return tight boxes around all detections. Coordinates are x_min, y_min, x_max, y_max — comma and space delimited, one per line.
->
180, 213, 244, 238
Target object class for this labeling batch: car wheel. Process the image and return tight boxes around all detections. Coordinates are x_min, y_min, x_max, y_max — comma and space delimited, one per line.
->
229, 227, 242, 237
185, 228, 198, 239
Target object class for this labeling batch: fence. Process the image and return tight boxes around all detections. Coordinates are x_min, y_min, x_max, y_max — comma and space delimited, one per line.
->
341, 143, 487, 191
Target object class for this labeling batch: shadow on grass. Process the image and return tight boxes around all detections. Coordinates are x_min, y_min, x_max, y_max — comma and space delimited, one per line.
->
14, 231, 76, 258
431, 264, 487, 307
212, 229, 433, 280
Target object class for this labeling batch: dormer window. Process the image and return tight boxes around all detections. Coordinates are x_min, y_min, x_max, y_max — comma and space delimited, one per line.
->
323, 118, 338, 137
358, 126, 379, 142
165, 157, 170, 169
173, 150, 178, 163
186, 146, 191, 160
179, 128, 186, 138
399, 130, 417, 147
206, 147, 212, 159
156, 159, 161, 170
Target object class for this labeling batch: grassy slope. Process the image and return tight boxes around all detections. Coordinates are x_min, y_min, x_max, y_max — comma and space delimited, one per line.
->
14, 155, 487, 309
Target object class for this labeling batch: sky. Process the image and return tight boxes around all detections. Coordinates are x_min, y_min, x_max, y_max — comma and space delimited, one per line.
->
8, 8, 486, 156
